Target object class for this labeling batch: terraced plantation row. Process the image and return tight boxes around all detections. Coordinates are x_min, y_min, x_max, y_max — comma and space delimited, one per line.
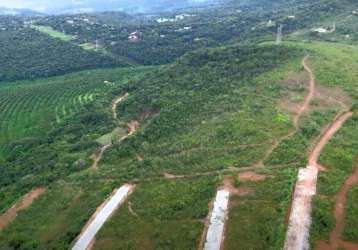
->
0, 81, 97, 145
0, 68, 147, 150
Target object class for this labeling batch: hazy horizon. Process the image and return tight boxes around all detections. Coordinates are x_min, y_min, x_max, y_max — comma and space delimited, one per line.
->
0, 0, 213, 14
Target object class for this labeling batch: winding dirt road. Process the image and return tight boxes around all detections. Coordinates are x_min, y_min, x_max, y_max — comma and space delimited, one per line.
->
284, 56, 353, 250
112, 93, 129, 120
295, 56, 316, 127
0, 188, 46, 231
91, 93, 138, 170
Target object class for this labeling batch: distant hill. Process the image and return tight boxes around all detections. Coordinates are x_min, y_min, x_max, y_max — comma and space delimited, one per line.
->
56, 0, 220, 14
0, 7, 43, 16
0, 0, 220, 15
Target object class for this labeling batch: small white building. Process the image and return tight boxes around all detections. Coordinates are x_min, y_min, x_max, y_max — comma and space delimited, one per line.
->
312, 27, 329, 33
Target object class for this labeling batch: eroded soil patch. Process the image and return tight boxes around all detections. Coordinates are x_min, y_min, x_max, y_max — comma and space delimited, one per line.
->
238, 171, 268, 182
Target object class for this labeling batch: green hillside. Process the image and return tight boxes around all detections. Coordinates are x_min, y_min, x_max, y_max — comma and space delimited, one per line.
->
0, 0, 358, 249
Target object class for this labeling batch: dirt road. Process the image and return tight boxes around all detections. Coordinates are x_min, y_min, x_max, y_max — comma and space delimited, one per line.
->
0, 188, 46, 231
309, 112, 353, 168
284, 56, 353, 250
295, 56, 316, 127
112, 93, 129, 120
91, 94, 138, 170
259, 56, 316, 166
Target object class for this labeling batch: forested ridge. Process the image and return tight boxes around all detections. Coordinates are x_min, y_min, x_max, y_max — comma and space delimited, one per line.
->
0, 18, 128, 82
30, 0, 358, 65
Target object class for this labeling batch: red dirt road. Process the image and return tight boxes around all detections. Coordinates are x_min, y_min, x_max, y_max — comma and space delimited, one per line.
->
294, 56, 316, 127
309, 112, 353, 168
0, 188, 46, 231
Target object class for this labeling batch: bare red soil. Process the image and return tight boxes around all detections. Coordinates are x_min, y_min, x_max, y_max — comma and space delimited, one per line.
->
238, 171, 268, 182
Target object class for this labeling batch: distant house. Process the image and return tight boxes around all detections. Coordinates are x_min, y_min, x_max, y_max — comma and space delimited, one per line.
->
128, 31, 141, 42
312, 27, 329, 33
312, 23, 336, 34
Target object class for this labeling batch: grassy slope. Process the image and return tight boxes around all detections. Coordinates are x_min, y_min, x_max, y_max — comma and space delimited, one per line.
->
95, 44, 306, 249
100, 44, 304, 179
308, 42, 358, 247
345, 186, 358, 242
93, 43, 308, 250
